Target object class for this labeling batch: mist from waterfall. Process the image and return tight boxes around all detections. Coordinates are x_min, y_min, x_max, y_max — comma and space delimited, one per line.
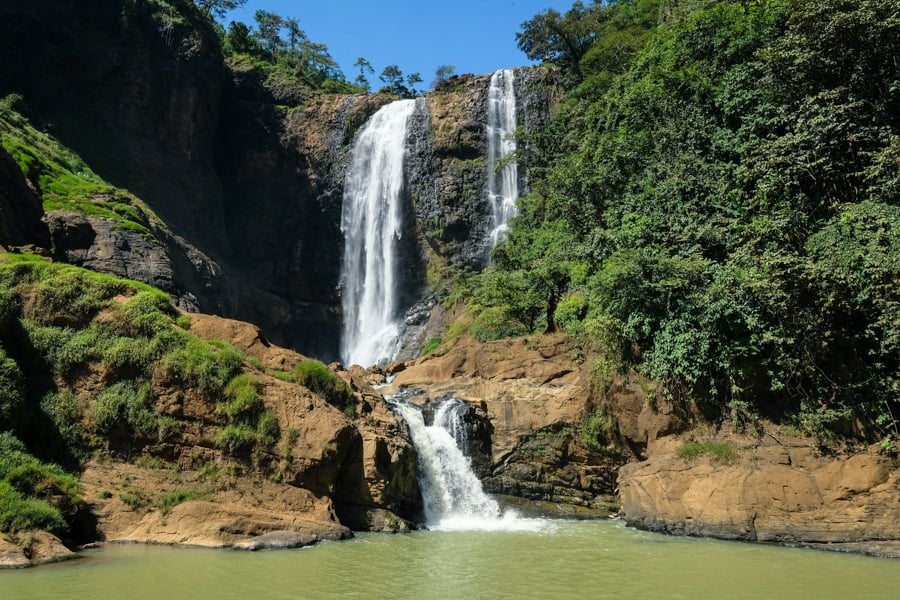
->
486, 69, 518, 247
392, 398, 545, 532
340, 100, 416, 368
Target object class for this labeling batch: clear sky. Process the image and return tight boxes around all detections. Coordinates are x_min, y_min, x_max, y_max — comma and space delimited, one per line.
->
221, 1, 576, 88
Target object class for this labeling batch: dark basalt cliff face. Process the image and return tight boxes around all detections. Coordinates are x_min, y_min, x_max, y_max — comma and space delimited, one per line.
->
0, 0, 560, 363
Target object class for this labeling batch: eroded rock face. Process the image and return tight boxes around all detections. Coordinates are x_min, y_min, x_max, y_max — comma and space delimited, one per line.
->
618, 435, 900, 555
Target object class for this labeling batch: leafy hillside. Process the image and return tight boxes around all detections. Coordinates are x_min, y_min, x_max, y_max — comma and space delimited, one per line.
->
0, 253, 280, 535
473, 0, 900, 446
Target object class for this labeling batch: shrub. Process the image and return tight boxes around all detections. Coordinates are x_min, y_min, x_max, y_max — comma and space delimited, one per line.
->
0, 432, 79, 532
294, 359, 353, 409
255, 411, 280, 447
215, 424, 257, 454
158, 338, 244, 396
221, 374, 262, 422
89, 380, 177, 442
578, 409, 615, 450
554, 293, 588, 336
0, 348, 24, 420
470, 306, 528, 343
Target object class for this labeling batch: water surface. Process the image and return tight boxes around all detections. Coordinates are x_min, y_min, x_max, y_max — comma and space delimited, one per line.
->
4, 521, 898, 599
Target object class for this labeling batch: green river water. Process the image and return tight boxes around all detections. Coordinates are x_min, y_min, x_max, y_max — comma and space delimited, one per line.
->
3, 520, 898, 599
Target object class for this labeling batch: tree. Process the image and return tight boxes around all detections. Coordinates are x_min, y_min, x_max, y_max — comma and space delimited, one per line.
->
406, 72, 422, 97
224, 20, 256, 54
432, 64, 456, 89
253, 9, 284, 56
194, 0, 247, 21
284, 18, 305, 53
516, 2, 600, 84
379, 65, 406, 96
354, 57, 374, 91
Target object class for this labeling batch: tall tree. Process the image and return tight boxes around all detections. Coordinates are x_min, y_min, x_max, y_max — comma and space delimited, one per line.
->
432, 64, 456, 89
354, 57, 374, 91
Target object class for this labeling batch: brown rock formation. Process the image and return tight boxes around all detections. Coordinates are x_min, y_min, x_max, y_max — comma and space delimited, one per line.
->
618, 432, 900, 557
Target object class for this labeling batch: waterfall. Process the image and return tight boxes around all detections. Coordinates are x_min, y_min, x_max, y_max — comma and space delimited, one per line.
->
340, 100, 416, 368
486, 69, 519, 247
392, 398, 544, 532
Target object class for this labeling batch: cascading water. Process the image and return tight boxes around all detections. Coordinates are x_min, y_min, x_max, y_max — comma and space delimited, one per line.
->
485, 69, 519, 247
392, 398, 544, 532
340, 100, 416, 368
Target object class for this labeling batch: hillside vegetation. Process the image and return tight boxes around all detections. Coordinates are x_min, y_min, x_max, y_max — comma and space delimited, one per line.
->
469, 0, 899, 446
0, 252, 283, 535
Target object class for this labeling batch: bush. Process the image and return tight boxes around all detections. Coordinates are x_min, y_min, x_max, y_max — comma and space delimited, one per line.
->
470, 306, 528, 343
215, 424, 257, 454
0, 432, 79, 532
294, 359, 353, 409
158, 338, 244, 396
554, 293, 588, 336
0, 348, 24, 420
89, 380, 177, 442
221, 374, 262, 422
255, 411, 280, 448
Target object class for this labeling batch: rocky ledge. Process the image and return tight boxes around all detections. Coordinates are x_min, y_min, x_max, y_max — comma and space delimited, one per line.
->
618, 433, 900, 558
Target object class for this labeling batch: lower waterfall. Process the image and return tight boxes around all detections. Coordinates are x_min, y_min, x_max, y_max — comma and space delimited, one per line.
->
392, 398, 545, 532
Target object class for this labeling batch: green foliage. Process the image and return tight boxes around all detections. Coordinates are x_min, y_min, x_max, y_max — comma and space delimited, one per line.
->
157, 489, 206, 515
89, 381, 179, 443
294, 359, 353, 411
420, 336, 443, 356
119, 488, 150, 511
159, 338, 244, 396
0, 347, 24, 421
578, 408, 615, 450
221, 374, 262, 422
0, 107, 156, 235
490, 0, 900, 442
676, 441, 738, 465
215, 423, 257, 454
469, 307, 528, 343
221, 8, 354, 95
0, 433, 78, 532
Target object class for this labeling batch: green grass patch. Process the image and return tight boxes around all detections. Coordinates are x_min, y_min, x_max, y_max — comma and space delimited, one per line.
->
420, 336, 442, 356
294, 359, 354, 413
0, 432, 79, 533
0, 104, 157, 237
676, 441, 738, 465
157, 490, 206, 515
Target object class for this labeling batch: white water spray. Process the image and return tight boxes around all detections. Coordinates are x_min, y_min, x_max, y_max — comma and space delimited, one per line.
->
340, 100, 416, 368
486, 69, 519, 247
393, 398, 545, 532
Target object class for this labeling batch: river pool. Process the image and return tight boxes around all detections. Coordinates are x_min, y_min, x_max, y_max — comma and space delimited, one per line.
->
3, 520, 898, 599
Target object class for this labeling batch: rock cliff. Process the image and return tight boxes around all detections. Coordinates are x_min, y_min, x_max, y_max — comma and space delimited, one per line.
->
0, 0, 561, 363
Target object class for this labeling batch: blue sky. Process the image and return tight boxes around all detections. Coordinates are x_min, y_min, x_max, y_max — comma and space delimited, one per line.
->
221, 1, 576, 87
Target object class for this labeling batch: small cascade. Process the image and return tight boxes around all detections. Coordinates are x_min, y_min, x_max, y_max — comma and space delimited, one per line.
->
485, 69, 519, 247
392, 398, 544, 532
340, 100, 417, 368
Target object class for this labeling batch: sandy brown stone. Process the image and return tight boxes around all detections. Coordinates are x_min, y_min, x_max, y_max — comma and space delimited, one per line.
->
618, 435, 900, 546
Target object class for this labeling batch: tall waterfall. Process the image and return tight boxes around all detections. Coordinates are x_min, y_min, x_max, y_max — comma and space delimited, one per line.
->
340, 100, 416, 368
392, 398, 544, 532
486, 69, 519, 247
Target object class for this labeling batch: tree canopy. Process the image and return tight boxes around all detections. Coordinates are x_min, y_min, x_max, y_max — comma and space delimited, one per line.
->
476, 0, 900, 446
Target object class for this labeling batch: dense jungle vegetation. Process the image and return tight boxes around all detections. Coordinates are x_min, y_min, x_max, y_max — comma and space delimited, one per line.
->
473, 0, 900, 446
